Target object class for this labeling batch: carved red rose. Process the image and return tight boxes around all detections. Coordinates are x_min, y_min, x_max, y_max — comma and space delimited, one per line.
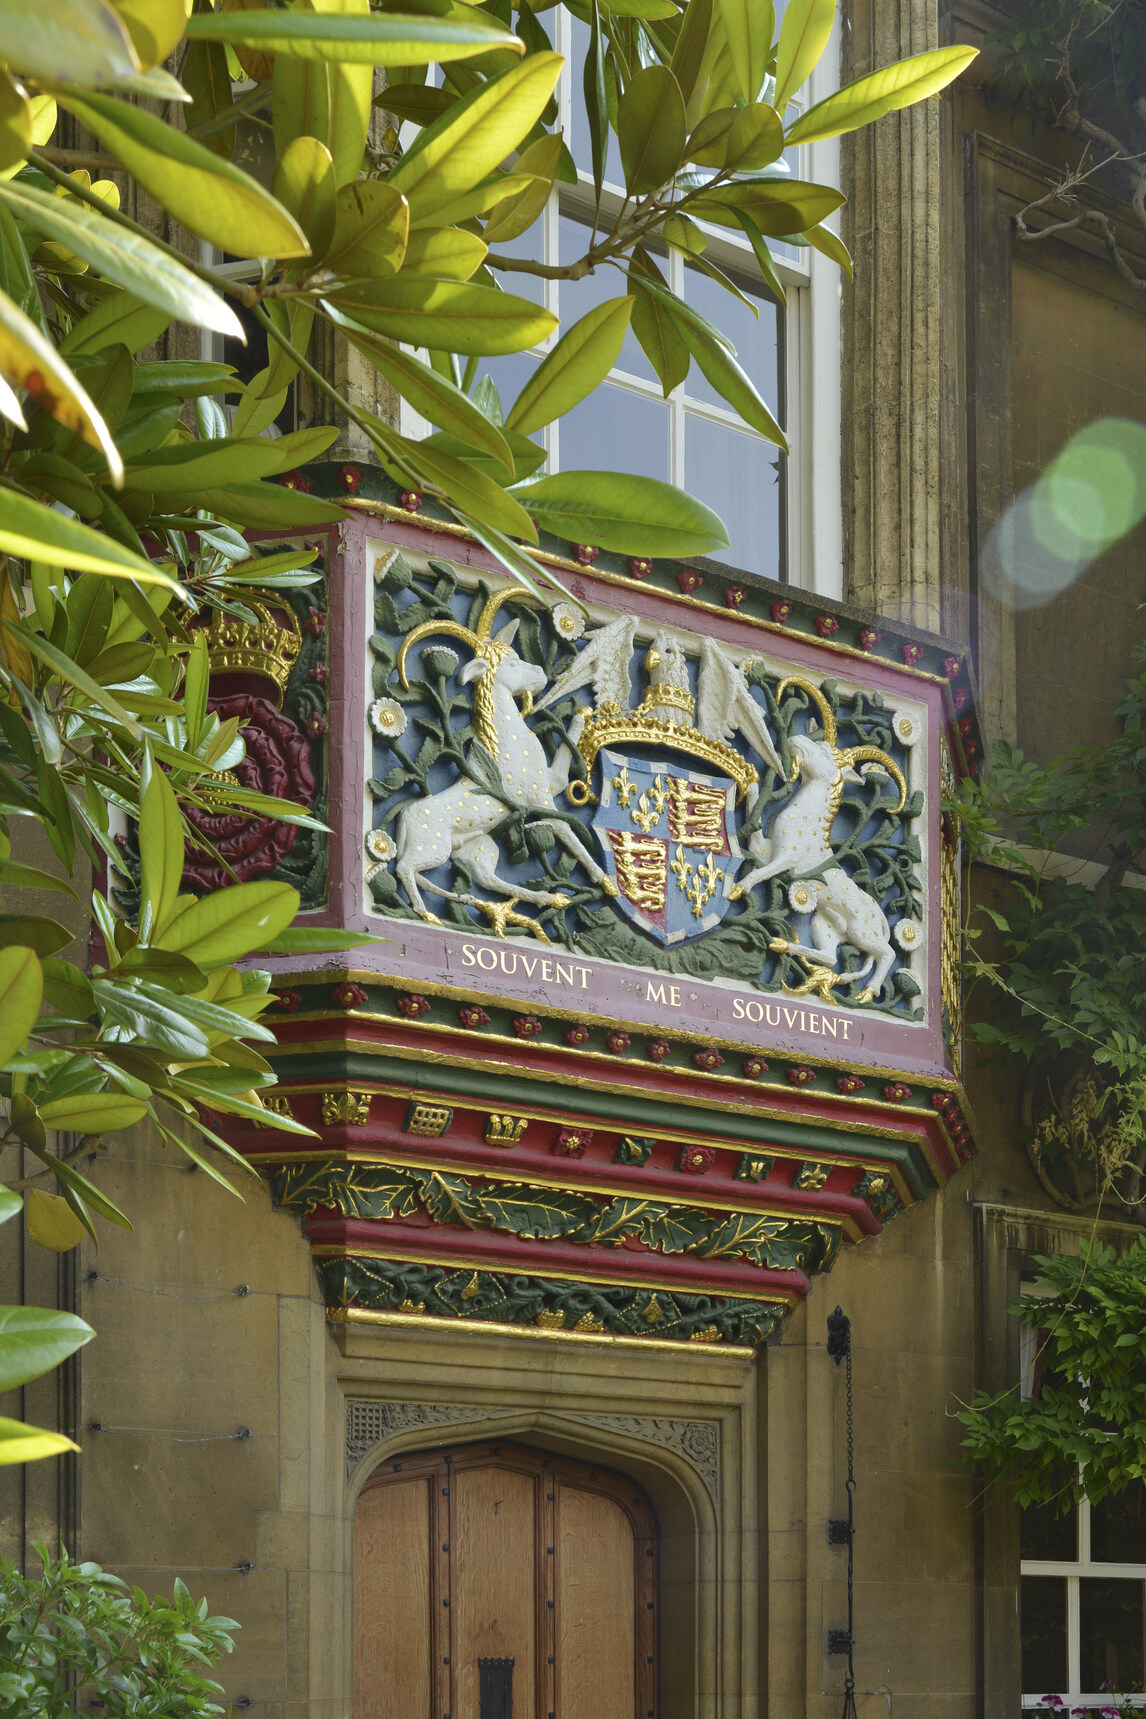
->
573, 543, 600, 566
858, 627, 882, 652
930, 1092, 956, 1113
182, 694, 316, 892
513, 1015, 543, 1038
902, 642, 924, 667
396, 994, 430, 1018
459, 1005, 490, 1028
742, 1056, 768, 1079
645, 1039, 671, 1062
677, 1145, 715, 1175
607, 1031, 631, 1054
274, 989, 302, 1013
813, 614, 839, 638
565, 1024, 590, 1047
333, 982, 367, 1009
724, 586, 746, 610
770, 600, 792, 624
628, 557, 653, 579
883, 1082, 911, 1103
553, 1127, 591, 1158
338, 464, 361, 495
787, 1065, 815, 1086
943, 655, 962, 680
399, 490, 422, 511
693, 1048, 724, 1071
836, 1075, 865, 1095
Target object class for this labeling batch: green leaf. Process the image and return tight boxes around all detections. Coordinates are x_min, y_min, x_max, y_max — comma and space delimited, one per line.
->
184, 7, 523, 63
387, 53, 562, 223
61, 290, 171, 356
194, 482, 347, 530
56, 91, 310, 261
272, 135, 338, 260
773, 0, 835, 112
181, 35, 236, 160
138, 760, 183, 939
0, 1415, 80, 1464
582, 0, 607, 198
25, 1189, 87, 1253
0, 69, 32, 176
628, 272, 690, 395
604, 0, 680, 15
617, 65, 686, 194
0, 488, 178, 586
260, 925, 383, 953
0, 285, 124, 481
0, 0, 139, 86
724, 101, 784, 170
686, 175, 844, 235
327, 180, 410, 277
335, 320, 514, 470
731, 207, 786, 299
482, 130, 563, 244
400, 226, 488, 280
0, 856, 78, 896
0, 1305, 93, 1394
154, 880, 301, 966
418, 427, 546, 483
0, 944, 42, 1066
390, 432, 539, 539
2, 622, 143, 737
669, 0, 713, 109
803, 219, 852, 277
325, 279, 556, 354
785, 46, 979, 145
125, 428, 336, 493
511, 470, 730, 556
0, 1188, 21, 1225
0, 915, 72, 955
718, 0, 773, 104
0, 181, 244, 340
505, 298, 632, 435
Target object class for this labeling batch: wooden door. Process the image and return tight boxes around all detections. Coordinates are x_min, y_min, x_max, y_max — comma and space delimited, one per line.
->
354, 1441, 658, 1719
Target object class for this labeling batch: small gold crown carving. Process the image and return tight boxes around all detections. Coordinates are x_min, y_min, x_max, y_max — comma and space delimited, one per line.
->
201, 599, 302, 705
641, 682, 696, 716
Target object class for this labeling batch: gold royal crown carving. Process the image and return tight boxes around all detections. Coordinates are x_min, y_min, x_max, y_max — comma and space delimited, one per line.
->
201, 598, 302, 706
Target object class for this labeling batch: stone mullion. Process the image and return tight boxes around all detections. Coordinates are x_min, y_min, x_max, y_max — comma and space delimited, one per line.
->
842, 0, 944, 634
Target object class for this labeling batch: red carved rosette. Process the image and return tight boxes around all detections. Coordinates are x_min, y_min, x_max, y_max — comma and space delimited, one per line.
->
942, 655, 962, 680
606, 1031, 631, 1054
770, 599, 792, 624
813, 614, 839, 639
883, 1082, 911, 1104
182, 694, 316, 892
553, 1127, 591, 1158
627, 557, 653, 579
677, 569, 703, 594
572, 543, 600, 566
513, 1015, 543, 1039
858, 627, 882, 652
458, 1005, 490, 1028
565, 1024, 590, 1047
273, 988, 302, 1014
787, 1066, 815, 1087
333, 982, 368, 1009
645, 1039, 671, 1062
742, 1056, 768, 1079
836, 1075, 865, 1095
724, 586, 746, 610
902, 642, 924, 667
692, 1048, 724, 1072
677, 1145, 715, 1175
396, 994, 431, 1019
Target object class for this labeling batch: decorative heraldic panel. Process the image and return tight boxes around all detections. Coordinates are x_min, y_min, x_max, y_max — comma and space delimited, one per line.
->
216, 501, 978, 1350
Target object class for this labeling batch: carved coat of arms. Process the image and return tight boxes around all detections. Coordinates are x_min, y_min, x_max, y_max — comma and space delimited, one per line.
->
365, 556, 925, 1017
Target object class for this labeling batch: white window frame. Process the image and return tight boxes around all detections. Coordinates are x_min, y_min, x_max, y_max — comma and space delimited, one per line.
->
1018, 1285, 1146, 1712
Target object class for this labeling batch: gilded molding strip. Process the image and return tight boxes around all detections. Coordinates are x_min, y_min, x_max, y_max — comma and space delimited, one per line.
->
330, 1303, 756, 1359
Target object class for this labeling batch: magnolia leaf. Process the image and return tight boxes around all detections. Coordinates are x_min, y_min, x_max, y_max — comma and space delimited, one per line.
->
724, 101, 784, 171
718, 0, 773, 104
0, 1416, 81, 1464
335, 322, 514, 470
400, 226, 488, 280
0, 944, 43, 1067
0, 372, 25, 429
668, 0, 713, 109
272, 135, 337, 259
686, 175, 844, 235
0, 0, 139, 86
25, 1190, 86, 1253
390, 433, 538, 539
387, 53, 562, 222
0, 286, 124, 482
512, 470, 729, 556
482, 130, 563, 244
325, 278, 555, 353
617, 65, 686, 195
505, 298, 632, 435
57, 92, 310, 261
0, 1304, 92, 1392
785, 46, 979, 146
773, 0, 835, 112
603, 0, 679, 15
155, 880, 301, 966
0, 182, 243, 339
0, 1189, 20, 1226
181, 36, 237, 160
804, 219, 852, 277
194, 482, 346, 529
260, 925, 381, 953
4, 623, 143, 735
327, 179, 409, 277
138, 759, 183, 938
61, 290, 172, 356
36, 1091, 148, 1132
628, 274, 690, 396
0, 70, 32, 176
184, 7, 522, 62
109, 0, 185, 68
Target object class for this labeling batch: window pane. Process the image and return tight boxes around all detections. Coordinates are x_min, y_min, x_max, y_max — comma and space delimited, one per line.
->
1021, 1485, 1078, 1562
1080, 1578, 1145, 1691
684, 415, 781, 577
558, 216, 658, 384
682, 266, 781, 416
1093, 1483, 1146, 1564
558, 382, 669, 482
1021, 1575, 1068, 1693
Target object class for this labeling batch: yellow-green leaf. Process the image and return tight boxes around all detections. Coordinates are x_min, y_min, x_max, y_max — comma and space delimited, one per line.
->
108, 0, 185, 68
182, 36, 236, 161
0, 70, 32, 175
0, 181, 244, 338
0, 488, 178, 586
400, 226, 487, 280
61, 289, 171, 356
392, 434, 538, 540
387, 53, 562, 223
327, 180, 409, 277
272, 135, 337, 259
0, 287, 124, 481
0, 1305, 92, 1391
155, 879, 301, 966
482, 130, 563, 244
0, 1417, 80, 1464
57, 91, 310, 260
38, 1092, 148, 1131
717, 0, 773, 104
0, 0, 139, 86
617, 64, 685, 195
505, 298, 632, 435
326, 277, 556, 354
804, 219, 852, 277
184, 7, 523, 63
511, 470, 729, 557
26, 1189, 86, 1252
194, 482, 346, 529
724, 101, 783, 171
785, 45, 979, 145
138, 758, 183, 937
773, 0, 835, 112
335, 321, 514, 471
686, 176, 844, 235
0, 945, 42, 1066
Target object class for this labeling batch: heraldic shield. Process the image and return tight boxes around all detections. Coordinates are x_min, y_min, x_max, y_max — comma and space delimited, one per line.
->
594, 748, 744, 946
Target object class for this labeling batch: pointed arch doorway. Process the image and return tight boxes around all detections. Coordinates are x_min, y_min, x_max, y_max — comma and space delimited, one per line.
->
354, 1440, 658, 1719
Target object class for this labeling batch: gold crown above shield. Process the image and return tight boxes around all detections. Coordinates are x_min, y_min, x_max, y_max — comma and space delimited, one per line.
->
201, 599, 302, 705
568, 688, 758, 804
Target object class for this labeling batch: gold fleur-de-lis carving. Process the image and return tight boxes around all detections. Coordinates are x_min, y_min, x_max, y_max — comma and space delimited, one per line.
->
611, 763, 636, 807
670, 844, 694, 891
649, 773, 669, 815
686, 852, 725, 918
631, 791, 660, 835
